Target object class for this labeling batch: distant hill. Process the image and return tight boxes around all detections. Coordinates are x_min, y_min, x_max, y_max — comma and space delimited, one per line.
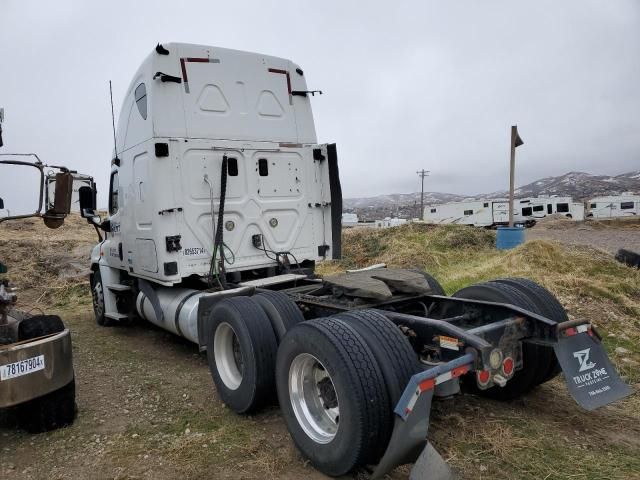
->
343, 191, 468, 209
344, 171, 640, 214
485, 171, 640, 199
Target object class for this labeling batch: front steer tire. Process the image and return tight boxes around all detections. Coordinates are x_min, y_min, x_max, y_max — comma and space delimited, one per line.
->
91, 270, 111, 327
276, 317, 390, 476
207, 296, 278, 413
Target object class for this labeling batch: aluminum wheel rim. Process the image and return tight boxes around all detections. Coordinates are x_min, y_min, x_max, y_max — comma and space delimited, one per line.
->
214, 322, 244, 390
92, 281, 104, 318
289, 353, 339, 444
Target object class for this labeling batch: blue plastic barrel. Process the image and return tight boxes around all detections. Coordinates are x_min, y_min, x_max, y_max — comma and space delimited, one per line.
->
496, 226, 525, 250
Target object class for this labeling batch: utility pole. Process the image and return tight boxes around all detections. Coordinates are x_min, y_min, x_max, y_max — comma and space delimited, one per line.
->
416, 169, 430, 220
508, 126, 524, 226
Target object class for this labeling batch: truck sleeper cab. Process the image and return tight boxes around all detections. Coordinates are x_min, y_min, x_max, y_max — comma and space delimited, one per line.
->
98, 43, 339, 289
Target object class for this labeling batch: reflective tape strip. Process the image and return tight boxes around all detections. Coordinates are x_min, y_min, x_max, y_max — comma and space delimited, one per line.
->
436, 371, 452, 385
419, 378, 435, 392
395, 353, 474, 420
565, 324, 591, 337
180, 57, 221, 93
405, 388, 421, 415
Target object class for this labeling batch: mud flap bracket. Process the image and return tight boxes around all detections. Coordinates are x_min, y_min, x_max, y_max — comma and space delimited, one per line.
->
371, 354, 473, 479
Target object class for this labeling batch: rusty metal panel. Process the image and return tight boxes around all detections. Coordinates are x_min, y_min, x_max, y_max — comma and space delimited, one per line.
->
0, 329, 74, 408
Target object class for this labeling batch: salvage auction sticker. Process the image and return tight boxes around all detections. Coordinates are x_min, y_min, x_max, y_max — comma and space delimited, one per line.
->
0, 355, 45, 381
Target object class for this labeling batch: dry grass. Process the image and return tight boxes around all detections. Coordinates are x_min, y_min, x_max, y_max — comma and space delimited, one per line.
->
320, 224, 640, 382
317, 224, 640, 478
2, 218, 639, 479
0, 214, 96, 309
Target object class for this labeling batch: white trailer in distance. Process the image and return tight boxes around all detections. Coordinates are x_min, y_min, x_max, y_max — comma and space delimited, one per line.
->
80, 43, 633, 479
516, 196, 584, 221
425, 196, 584, 228
587, 193, 640, 218
424, 200, 509, 227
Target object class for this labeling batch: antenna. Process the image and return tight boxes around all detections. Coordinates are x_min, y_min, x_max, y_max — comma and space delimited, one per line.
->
109, 81, 118, 160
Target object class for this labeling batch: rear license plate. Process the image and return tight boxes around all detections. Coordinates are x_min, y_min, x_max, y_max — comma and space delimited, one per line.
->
0, 355, 45, 381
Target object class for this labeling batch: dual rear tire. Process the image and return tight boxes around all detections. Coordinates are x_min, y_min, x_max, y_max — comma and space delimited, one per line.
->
453, 278, 566, 399
206, 291, 304, 413
206, 294, 419, 476
206, 277, 565, 476
276, 311, 420, 476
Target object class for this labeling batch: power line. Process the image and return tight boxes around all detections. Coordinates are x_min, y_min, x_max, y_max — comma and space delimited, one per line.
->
416, 169, 430, 220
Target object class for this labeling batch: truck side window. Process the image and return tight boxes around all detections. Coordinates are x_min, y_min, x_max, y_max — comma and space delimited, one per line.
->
522, 207, 532, 216
109, 171, 119, 214
557, 203, 569, 213
135, 83, 147, 120
258, 158, 269, 176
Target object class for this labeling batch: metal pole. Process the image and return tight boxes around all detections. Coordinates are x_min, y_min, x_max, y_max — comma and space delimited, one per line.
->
416, 169, 430, 221
508, 127, 517, 227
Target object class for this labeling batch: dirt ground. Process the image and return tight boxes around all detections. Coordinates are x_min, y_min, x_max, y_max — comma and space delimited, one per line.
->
527, 217, 640, 254
1, 217, 639, 479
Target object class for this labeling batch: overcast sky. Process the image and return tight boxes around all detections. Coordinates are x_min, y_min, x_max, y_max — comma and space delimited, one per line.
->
1, 0, 639, 212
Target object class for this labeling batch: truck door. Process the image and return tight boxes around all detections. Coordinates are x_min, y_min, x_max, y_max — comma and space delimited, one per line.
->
103, 169, 125, 269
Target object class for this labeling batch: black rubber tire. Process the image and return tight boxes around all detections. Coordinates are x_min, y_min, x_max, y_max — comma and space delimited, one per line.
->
491, 278, 567, 383
453, 282, 550, 400
332, 310, 421, 460
276, 317, 390, 476
17, 315, 65, 340
333, 310, 420, 405
207, 296, 278, 413
253, 290, 305, 343
615, 248, 640, 269
91, 270, 111, 327
18, 379, 77, 433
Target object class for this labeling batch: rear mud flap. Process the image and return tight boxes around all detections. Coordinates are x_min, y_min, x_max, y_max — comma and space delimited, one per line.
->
372, 388, 453, 479
554, 330, 633, 411
371, 355, 474, 479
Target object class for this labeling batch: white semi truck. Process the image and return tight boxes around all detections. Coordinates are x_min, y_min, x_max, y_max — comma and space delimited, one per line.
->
81, 43, 632, 478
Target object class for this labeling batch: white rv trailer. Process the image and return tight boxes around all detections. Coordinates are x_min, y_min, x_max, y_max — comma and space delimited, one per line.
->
341, 212, 359, 227
374, 217, 408, 228
424, 196, 584, 227
587, 193, 639, 218
516, 196, 584, 221
423, 200, 509, 227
